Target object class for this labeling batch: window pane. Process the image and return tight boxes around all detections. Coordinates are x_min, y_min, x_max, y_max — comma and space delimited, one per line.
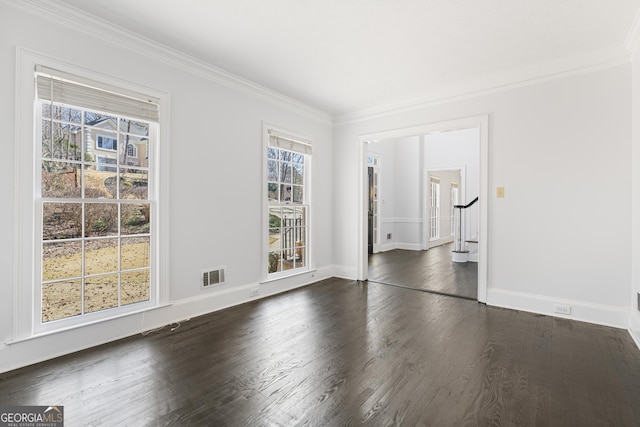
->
281, 162, 292, 183
42, 280, 82, 322
292, 186, 304, 204
85, 274, 119, 313
85, 203, 118, 237
41, 162, 82, 198
84, 164, 117, 199
119, 136, 148, 167
119, 118, 149, 136
281, 256, 294, 272
121, 236, 150, 270
85, 111, 116, 127
85, 238, 119, 276
42, 122, 82, 161
280, 150, 292, 161
42, 241, 82, 281
267, 160, 278, 182
267, 183, 279, 202
279, 184, 291, 202
121, 270, 150, 306
292, 153, 304, 164
43, 202, 82, 240
120, 170, 148, 200
267, 147, 278, 159
41, 103, 51, 119
296, 206, 306, 226
268, 251, 282, 273
121, 203, 150, 235
294, 243, 306, 269
268, 207, 282, 228
52, 105, 82, 124
292, 164, 303, 184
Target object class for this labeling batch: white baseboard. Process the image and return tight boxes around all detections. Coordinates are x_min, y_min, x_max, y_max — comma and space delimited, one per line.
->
379, 242, 423, 252
0, 266, 334, 374
428, 237, 454, 248
380, 243, 397, 252
396, 243, 422, 251
333, 265, 358, 280
487, 288, 629, 329
630, 312, 640, 351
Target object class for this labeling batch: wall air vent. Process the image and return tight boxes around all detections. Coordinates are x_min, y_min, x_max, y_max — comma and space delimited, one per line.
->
201, 266, 226, 289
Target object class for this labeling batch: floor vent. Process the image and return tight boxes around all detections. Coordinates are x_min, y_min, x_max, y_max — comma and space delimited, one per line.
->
201, 266, 226, 289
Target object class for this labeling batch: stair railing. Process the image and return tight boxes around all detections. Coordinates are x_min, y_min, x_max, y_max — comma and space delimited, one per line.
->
453, 197, 478, 253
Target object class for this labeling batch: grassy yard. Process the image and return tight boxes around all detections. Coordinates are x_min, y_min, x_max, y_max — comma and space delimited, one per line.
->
42, 241, 150, 322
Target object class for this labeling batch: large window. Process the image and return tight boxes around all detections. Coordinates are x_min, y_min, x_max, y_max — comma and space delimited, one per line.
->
35, 66, 159, 328
266, 128, 311, 277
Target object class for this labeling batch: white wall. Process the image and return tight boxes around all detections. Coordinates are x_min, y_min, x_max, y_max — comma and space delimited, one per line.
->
630, 42, 640, 348
0, 2, 334, 372
425, 128, 480, 243
368, 141, 396, 249
334, 64, 632, 327
369, 136, 423, 250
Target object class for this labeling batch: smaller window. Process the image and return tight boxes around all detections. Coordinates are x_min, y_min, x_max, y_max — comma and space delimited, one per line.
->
127, 143, 137, 158
97, 134, 117, 151
96, 155, 117, 172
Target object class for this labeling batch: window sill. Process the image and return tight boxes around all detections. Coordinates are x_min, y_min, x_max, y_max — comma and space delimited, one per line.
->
261, 268, 317, 284
6, 303, 172, 345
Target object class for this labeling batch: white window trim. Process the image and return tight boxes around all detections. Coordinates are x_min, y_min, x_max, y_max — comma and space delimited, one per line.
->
13, 48, 171, 340
262, 122, 313, 281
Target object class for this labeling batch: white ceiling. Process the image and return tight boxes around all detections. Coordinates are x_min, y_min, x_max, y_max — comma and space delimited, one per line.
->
56, 0, 640, 116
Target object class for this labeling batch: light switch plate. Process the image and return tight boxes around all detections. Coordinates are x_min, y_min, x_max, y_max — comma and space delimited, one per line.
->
496, 187, 505, 198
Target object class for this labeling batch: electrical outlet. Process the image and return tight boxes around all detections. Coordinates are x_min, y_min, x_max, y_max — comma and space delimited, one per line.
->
387, 233, 392, 240
250, 287, 259, 298
554, 304, 572, 315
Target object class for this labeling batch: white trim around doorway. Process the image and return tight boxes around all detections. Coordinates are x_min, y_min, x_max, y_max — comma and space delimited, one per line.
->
358, 114, 489, 303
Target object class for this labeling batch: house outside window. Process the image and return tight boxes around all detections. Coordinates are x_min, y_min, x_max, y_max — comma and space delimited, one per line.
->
266, 128, 311, 277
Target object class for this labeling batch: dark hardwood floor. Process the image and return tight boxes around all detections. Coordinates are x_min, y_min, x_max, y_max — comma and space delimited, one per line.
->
1, 278, 639, 426
368, 243, 478, 300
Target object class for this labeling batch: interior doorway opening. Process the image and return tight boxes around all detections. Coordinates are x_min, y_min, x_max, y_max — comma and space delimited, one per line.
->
359, 115, 489, 302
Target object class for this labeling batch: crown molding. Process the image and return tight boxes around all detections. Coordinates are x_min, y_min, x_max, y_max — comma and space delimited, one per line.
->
3, 0, 332, 126
334, 49, 631, 126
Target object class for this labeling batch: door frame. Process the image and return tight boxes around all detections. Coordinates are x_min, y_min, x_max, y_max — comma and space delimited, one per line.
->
357, 115, 489, 303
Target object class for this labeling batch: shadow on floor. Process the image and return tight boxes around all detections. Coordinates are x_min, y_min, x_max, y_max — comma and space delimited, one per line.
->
368, 242, 477, 300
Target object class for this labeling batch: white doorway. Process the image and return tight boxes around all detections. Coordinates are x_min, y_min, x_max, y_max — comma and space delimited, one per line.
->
358, 115, 489, 303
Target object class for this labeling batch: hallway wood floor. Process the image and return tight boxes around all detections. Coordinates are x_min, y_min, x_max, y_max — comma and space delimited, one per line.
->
1, 278, 639, 426
368, 243, 478, 300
